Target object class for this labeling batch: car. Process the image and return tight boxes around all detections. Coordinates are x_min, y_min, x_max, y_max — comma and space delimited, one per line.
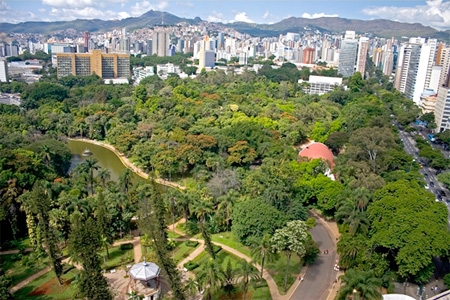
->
424, 173, 429, 178
425, 185, 430, 190
430, 181, 435, 187
438, 194, 443, 200
439, 190, 446, 196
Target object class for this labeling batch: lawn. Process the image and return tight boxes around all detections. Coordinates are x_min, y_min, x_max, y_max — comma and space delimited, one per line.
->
99, 245, 134, 270
13, 267, 79, 299
0, 253, 48, 286
211, 232, 252, 257
172, 241, 199, 263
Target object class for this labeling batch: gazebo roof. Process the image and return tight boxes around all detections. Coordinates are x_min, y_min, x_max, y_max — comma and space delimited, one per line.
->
129, 261, 160, 281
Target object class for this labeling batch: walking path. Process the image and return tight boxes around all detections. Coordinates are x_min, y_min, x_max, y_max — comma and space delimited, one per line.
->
10, 267, 51, 294
69, 138, 186, 190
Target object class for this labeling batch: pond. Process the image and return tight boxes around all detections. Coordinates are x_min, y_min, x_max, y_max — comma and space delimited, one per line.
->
67, 139, 142, 183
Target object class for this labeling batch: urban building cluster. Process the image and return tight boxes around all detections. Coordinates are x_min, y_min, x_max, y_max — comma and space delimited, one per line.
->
1, 21, 450, 133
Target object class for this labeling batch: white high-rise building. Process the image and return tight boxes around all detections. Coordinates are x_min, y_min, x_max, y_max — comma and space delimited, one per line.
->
338, 38, 358, 77
0, 60, 9, 83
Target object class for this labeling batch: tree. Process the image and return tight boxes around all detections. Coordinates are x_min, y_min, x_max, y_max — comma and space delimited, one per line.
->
79, 157, 99, 195
19, 182, 64, 285
196, 258, 225, 300
367, 180, 450, 282
97, 168, 111, 187
68, 214, 112, 299
437, 172, 450, 189
237, 259, 260, 300
232, 198, 288, 245
336, 269, 382, 300
137, 181, 186, 300
250, 234, 276, 281
271, 220, 308, 292
190, 192, 216, 259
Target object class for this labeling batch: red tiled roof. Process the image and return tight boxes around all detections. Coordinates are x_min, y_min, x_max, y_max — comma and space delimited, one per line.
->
298, 142, 335, 168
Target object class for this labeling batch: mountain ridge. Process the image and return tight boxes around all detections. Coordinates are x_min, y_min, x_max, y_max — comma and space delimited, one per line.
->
0, 10, 449, 41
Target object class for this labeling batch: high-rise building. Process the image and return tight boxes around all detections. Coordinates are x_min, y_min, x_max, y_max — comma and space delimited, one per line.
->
56, 50, 130, 79
0, 60, 9, 83
338, 38, 358, 77
356, 37, 370, 76
152, 30, 170, 57
303, 47, 315, 64
83, 31, 90, 53
198, 35, 215, 69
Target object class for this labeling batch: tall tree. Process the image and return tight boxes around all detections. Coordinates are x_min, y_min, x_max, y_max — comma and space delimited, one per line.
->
237, 259, 260, 300
137, 181, 186, 300
20, 182, 64, 285
196, 259, 225, 300
271, 220, 308, 292
250, 234, 276, 281
190, 192, 216, 259
68, 213, 112, 300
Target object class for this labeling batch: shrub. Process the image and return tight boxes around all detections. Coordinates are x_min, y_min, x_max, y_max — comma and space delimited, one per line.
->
183, 261, 199, 271
185, 240, 199, 248
305, 217, 316, 229
444, 273, 450, 288
213, 245, 222, 254
120, 243, 133, 251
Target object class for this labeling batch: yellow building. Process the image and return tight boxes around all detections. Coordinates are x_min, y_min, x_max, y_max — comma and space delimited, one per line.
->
56, 50, 130, 79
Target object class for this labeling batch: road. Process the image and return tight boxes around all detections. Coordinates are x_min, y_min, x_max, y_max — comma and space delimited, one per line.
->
289, 216, 336, 300
397, 125, 450, 225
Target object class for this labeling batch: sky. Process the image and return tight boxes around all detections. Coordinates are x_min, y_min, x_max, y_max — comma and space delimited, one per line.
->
1, 0, 450, 31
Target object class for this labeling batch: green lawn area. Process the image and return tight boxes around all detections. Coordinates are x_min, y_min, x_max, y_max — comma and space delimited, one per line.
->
211, 232, 252, 257
14, 267, 79, 299
99, 245, 134, 270
266, 254, 302, 295
167, 231, 181, 239
175, 222, 186, 234
0, 253, 48, 287
172, 241, 199, 263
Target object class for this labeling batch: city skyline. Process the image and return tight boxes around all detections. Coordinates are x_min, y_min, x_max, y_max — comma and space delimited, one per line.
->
1, 0, 450, 31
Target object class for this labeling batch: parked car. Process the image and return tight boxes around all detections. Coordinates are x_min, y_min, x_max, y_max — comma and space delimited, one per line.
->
430, 181, 435, 187
424, 173, 428, 178
438, 194, 443, 200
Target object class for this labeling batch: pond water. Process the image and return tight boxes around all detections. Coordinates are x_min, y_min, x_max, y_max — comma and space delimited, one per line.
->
67, 139, 142, 183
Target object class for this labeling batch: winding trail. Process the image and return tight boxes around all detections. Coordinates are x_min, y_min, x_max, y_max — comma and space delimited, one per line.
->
69, 138, 185, 190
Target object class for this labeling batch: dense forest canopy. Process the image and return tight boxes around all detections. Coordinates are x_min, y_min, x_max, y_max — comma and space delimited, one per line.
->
0, 59, 449, 298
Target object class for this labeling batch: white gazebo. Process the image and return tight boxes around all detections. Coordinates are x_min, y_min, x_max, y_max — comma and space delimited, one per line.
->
128, 260, 161, 300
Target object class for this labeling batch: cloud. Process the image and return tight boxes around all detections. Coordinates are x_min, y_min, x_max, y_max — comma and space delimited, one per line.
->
130, 1, 169, 17
301, 12, 338, 19
42, 0, 128, 8
232, 12, 254, 23
47, 6, 129, 21
207, 11, 226, 23
362, 0, 450, 30
263, 10, 270, 19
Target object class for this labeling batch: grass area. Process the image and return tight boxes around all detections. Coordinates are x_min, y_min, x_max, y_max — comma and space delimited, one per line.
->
266, 254, 302, 295
213, 282, 271, 300
0, 253, 48, 286
211, 232, 252, 257
99, 245, 134, 270
172, 241, 199, 263
168, 231, 181, 239
14, 267, 79, 299
192, 249, 246, 274
175, 222, 186, 234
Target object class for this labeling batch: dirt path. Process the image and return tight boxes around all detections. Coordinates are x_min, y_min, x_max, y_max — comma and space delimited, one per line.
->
69, 138, 185, 190
10, 267, 51, 294
0, 248, 33, 255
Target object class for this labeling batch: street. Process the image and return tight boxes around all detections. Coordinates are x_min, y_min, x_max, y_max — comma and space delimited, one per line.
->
397, 125, 450, 225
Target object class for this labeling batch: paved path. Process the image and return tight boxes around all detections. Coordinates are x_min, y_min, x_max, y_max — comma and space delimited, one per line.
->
10, 267, 51, 294
289, 212, 341, 300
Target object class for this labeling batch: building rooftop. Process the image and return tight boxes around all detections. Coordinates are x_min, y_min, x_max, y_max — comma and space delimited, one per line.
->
298, 142, 335, 168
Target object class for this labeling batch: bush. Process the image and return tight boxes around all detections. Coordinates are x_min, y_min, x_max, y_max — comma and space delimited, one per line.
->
305, 218, 316, 229
120, 243, 133, 251
185, 240, 199, 248
183, 261, 199, 271
444, 273, 450, 288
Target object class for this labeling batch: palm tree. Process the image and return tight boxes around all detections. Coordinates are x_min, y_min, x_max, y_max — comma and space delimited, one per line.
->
237, 259, 260, 300
119, 168, 133, 194
41, 144, 53, 169
79, 158, 99, 195
250, 234, 276, 282
196, 259, 225, 300
217, 189, 238, 231
190, 195, 215, 259
336, 269, 382, 300
101, 235, 110, 261
184, 277, 199, 300
353, 187, 371, 212
97, 168, 111, 187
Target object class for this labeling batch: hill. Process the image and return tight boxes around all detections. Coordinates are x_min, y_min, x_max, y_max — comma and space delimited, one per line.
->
0, 11, 449, 41
228, 17, 450, 41
0, 10, 199, 34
